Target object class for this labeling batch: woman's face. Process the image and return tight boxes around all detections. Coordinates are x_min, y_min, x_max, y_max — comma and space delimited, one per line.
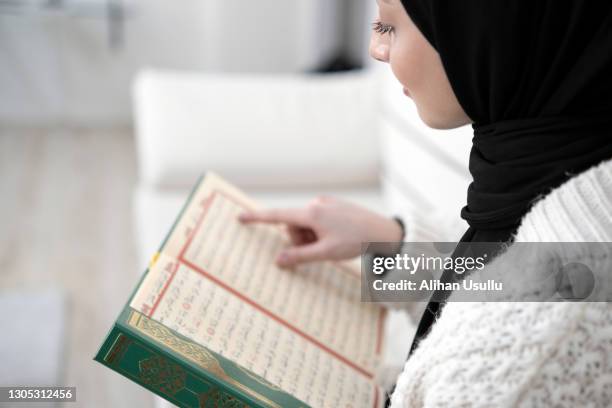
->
369, 0, 471, 129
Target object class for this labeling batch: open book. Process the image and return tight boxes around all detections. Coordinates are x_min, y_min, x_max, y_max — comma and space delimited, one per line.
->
95, 173, 387, 408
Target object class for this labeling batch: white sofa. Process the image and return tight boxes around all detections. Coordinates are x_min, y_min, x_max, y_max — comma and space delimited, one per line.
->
132, 68, 388, 262
130, 67, 472, 403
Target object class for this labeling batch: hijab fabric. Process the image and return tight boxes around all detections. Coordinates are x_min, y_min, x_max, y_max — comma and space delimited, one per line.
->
396, 0, 612, 359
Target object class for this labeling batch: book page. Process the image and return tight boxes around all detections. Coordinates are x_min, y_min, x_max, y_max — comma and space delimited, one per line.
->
131, 173, 386, 408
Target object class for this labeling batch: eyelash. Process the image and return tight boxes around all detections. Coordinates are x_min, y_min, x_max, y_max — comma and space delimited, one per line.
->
372, 20, 394, 35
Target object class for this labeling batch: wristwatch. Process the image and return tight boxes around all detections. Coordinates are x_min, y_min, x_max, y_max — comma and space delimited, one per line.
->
391, 216, 406, 242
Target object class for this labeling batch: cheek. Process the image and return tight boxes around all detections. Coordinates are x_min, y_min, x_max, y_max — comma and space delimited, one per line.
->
387, 33, 470, 128
388, 36, 429, 93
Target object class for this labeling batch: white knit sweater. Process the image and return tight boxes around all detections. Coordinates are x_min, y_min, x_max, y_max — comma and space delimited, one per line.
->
390, 158, 612, 407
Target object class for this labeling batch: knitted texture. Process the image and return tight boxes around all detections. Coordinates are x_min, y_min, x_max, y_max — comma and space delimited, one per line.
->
390, 158, 612, 407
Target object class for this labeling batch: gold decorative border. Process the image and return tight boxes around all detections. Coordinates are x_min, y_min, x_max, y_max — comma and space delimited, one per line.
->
128, 311, 283, 408
102, 332, 192, 407
104, 333, 131, 365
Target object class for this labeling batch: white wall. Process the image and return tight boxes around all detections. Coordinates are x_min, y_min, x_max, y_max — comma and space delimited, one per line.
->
0, 0, 346, 126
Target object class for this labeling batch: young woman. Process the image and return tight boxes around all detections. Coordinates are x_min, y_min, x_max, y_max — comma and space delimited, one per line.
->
241, 0, 612, 406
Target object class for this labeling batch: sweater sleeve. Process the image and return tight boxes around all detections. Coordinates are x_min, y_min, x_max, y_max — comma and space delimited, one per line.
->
389, 230, 610, 406
390, 158, 612, 407
390, 301, 612, 407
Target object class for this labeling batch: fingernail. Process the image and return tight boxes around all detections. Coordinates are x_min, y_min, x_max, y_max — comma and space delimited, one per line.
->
238, 213, 249, 222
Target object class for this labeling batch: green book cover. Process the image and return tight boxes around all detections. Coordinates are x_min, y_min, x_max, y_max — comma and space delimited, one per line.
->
95, 173, 386, 408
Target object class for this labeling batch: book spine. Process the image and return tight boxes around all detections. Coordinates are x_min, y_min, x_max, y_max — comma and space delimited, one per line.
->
95, 324, 262, 408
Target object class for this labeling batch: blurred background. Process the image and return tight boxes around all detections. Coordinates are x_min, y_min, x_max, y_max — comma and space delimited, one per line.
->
0, 0, 473, 406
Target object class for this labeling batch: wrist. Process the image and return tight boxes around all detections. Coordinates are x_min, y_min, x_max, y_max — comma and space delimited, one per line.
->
364, 213, 406, 242
374, 216, 404, 242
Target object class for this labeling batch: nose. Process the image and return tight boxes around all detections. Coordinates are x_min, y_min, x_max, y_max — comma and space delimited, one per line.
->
369, 35, 390, 63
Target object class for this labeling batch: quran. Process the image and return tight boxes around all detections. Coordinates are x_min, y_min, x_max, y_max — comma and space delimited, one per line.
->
95, 173, 387, 408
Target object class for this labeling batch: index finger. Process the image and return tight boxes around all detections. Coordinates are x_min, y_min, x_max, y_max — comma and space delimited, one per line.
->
238, 208, 309, 226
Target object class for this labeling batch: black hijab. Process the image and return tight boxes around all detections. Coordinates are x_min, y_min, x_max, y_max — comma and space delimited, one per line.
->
394, 0, 612, 376
400, 0, 612, 242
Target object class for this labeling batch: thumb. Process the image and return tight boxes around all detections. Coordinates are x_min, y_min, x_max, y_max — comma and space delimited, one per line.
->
277, 241, 330, 268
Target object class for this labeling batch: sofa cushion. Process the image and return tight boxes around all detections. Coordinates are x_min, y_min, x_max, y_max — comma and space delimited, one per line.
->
133, 69, 381, 190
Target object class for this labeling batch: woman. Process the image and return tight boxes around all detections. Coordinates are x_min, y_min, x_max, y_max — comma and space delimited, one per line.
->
241, 0, 612, 406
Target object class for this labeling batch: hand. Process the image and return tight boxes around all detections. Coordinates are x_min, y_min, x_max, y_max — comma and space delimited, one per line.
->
238, 196, 404, 268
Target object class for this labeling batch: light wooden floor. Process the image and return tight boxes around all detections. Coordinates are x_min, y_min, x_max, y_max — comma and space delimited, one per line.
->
0, 128, 154, 408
